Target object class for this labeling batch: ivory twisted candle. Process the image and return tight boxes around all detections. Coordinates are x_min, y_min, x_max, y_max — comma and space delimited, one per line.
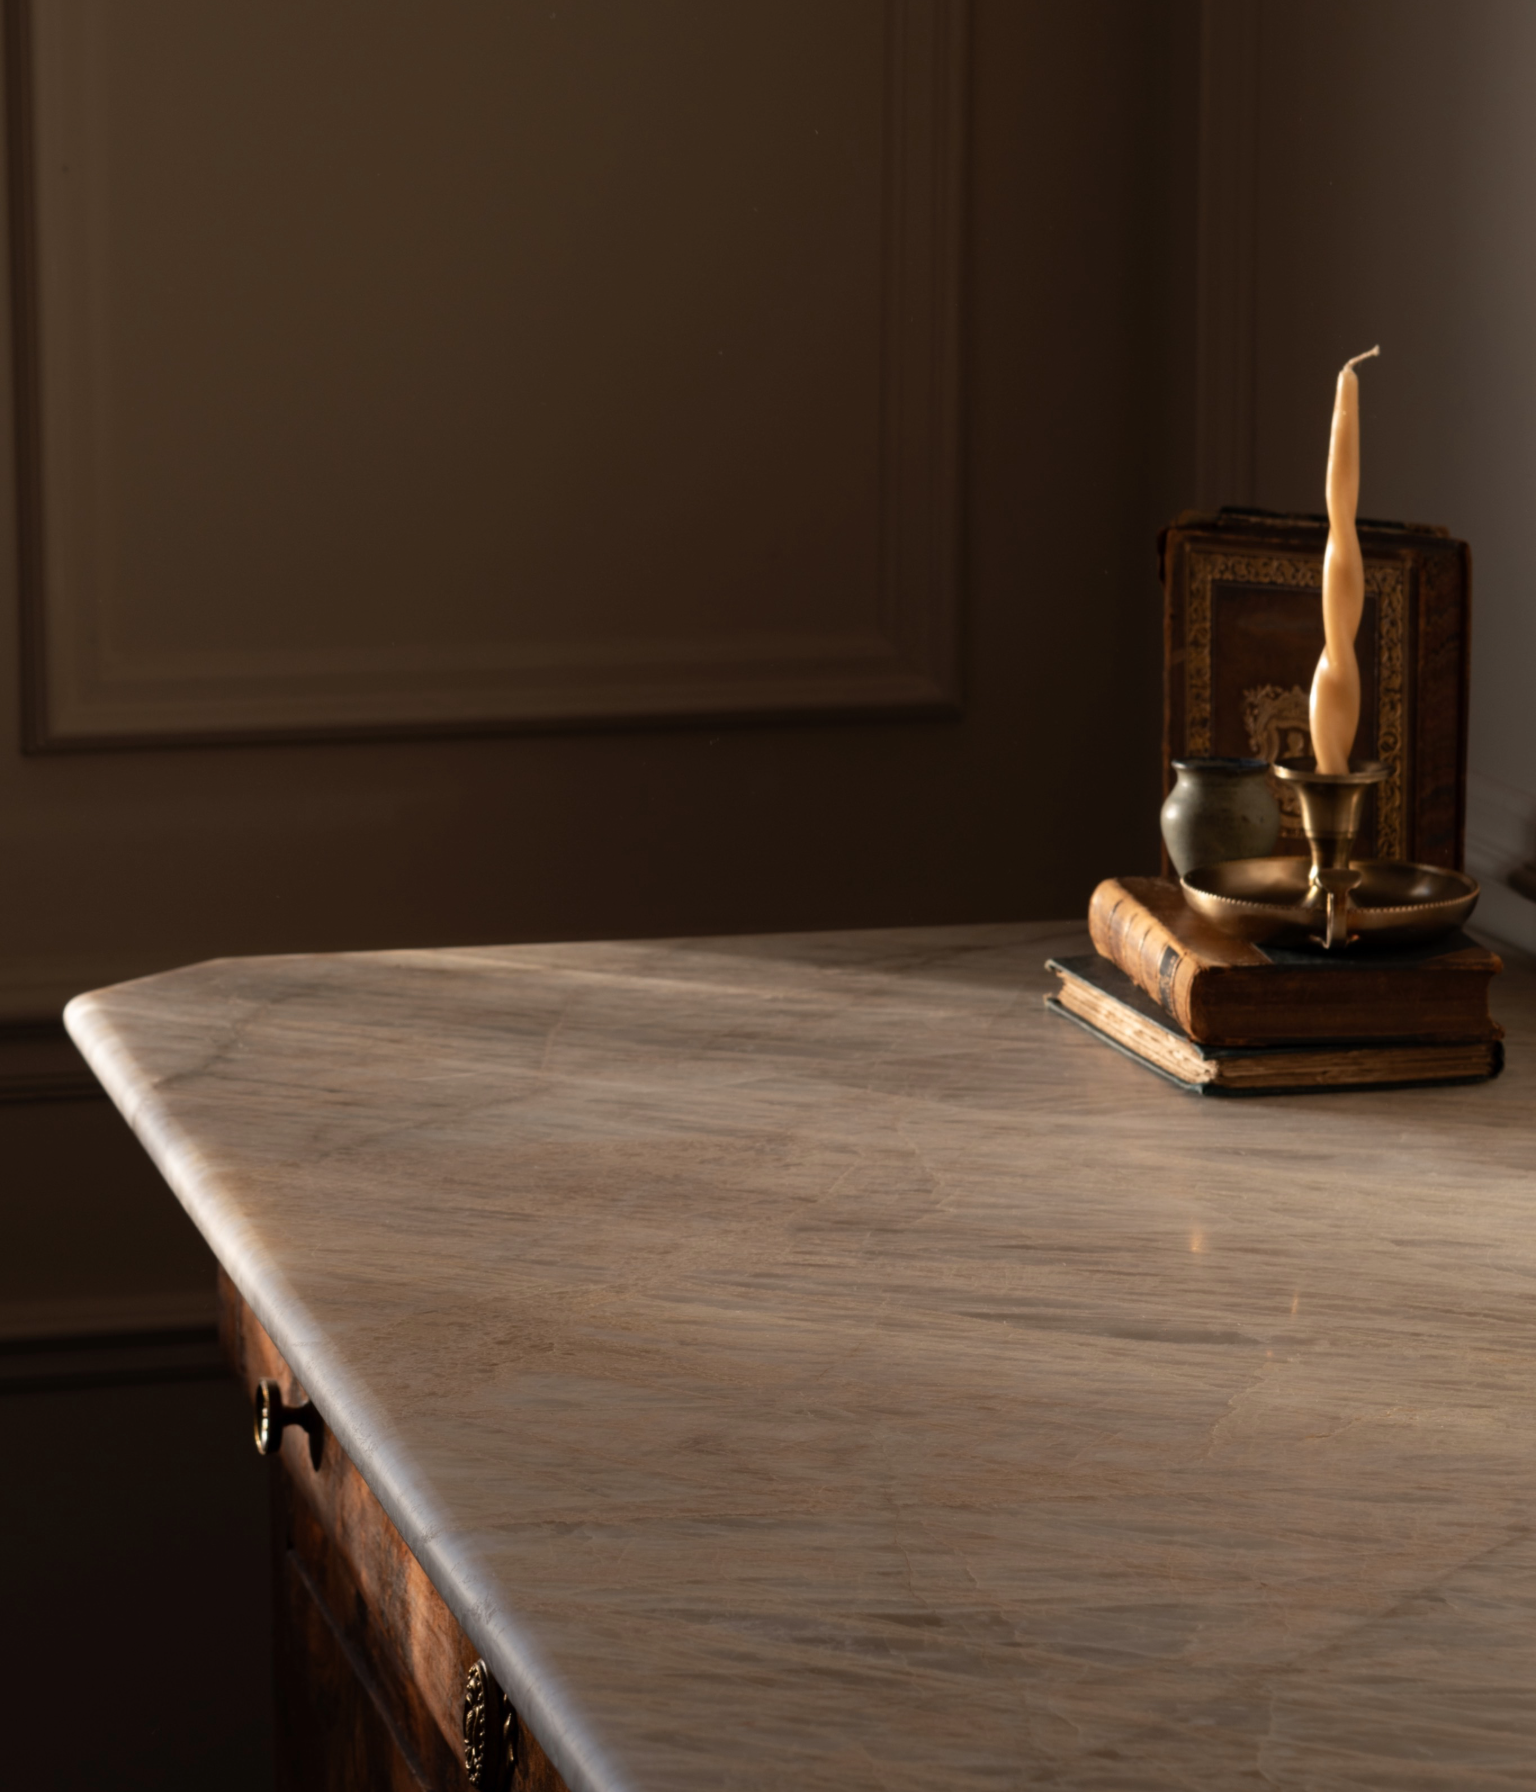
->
1309, 346, 1379, 774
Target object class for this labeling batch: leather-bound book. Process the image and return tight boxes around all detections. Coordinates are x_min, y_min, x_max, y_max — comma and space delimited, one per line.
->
1047, 955, 1503, 1096
1088, 876, 1502, 1049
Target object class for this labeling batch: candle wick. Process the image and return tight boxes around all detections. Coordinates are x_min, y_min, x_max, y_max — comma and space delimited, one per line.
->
1345, 345, 1381, 372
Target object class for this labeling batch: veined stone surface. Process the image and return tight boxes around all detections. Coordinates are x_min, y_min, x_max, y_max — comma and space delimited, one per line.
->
65, 923, 1536, 1791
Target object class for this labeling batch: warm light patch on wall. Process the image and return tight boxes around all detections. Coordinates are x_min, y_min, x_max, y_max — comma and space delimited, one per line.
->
1190, 1231, 1206, 1254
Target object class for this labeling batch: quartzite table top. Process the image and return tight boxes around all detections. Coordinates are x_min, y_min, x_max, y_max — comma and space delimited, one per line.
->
66, 923, 1536, 1792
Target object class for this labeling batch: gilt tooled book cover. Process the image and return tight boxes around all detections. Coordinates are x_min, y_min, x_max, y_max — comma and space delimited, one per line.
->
1160, 507, 1470, 872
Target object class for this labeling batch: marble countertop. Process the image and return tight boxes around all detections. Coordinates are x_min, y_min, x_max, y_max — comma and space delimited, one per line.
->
65, 923, 1536, 1791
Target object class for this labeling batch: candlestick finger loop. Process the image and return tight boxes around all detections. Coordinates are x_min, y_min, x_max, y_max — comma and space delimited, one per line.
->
1314, 867, 1364, 951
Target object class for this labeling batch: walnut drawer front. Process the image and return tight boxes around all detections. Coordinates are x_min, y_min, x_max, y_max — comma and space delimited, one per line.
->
219, 1269, 569, 1792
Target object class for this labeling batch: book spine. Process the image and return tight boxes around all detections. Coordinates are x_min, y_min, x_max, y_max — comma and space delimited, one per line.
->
1087, 880, 1199, 1034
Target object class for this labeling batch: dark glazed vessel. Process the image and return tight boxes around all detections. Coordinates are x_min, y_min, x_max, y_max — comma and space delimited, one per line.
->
1159, 757, 1281, 877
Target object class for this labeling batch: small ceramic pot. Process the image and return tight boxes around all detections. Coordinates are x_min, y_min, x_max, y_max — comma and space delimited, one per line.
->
1160, 757, 1281, 877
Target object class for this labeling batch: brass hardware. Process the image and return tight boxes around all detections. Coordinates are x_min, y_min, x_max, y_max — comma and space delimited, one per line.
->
252, 1378, 323, 1468
463, 1661, 490, 1787
463, 1659, 516, 1789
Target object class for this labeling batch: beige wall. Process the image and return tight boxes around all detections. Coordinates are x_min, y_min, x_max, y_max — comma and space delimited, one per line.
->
1197, 0, 1536, 943
0, 1, 1202, 1332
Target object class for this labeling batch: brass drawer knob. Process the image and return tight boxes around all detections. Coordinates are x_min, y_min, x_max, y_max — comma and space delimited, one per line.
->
463, 1659, 516, 1788
252, 1378, 322, 1467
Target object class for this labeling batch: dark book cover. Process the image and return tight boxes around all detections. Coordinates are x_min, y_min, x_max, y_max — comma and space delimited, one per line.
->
1047, 954, 1504, 1098
1160, 507, 1470, 872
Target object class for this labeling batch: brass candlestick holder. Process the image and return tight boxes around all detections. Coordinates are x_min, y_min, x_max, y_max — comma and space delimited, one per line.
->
1276, 758, 1390, 948
1180, 757, 1480, 950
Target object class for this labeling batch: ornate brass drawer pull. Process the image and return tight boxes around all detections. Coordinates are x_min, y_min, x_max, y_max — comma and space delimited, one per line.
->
252, 1377, 323, 1468
463, 1659, 516, 1789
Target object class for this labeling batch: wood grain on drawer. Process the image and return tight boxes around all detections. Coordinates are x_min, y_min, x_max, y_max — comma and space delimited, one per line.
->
219, 1269, 569, 1792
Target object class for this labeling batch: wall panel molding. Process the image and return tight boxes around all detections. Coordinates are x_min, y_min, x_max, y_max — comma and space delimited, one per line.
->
0, 1018, 103, 1102
8, 0, 968, 751
0, 1291, 218, 1347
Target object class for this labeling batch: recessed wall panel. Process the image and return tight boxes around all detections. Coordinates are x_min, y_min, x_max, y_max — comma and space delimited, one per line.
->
11, 0, 965, 746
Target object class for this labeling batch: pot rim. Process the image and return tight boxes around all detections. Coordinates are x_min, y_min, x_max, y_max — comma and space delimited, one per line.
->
1169, 756, 1271, 775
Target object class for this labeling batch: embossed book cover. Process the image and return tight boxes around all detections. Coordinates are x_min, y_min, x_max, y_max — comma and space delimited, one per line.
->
1160, 508, 1470, 870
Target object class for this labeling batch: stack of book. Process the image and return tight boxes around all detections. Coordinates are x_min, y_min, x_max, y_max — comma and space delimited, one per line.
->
1049, 876, 1504, 1095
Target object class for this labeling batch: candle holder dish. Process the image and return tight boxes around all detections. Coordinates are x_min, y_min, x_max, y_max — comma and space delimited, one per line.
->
1180, 757, 1479, 950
